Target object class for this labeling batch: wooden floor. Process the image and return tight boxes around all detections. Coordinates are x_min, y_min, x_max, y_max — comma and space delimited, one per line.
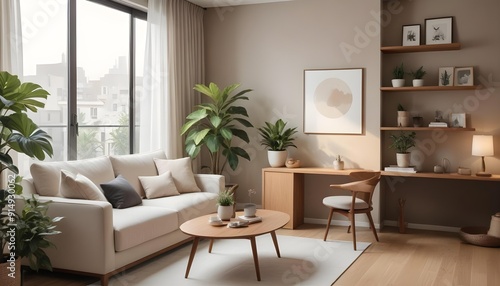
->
22, 224, 500, 286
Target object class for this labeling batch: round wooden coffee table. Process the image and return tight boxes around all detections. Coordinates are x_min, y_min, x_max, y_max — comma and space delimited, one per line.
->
180, 209, 289, 281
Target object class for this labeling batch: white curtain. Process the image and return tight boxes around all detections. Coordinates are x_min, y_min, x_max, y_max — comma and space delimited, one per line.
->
141, 0, 204, 158
0, 0, 23, 74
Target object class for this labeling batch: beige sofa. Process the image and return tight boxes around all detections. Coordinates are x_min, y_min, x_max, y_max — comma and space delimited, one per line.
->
19, 150, 224, 285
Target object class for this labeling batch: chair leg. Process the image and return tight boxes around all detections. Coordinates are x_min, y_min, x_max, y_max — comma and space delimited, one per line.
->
347, 225, 351, 233
350, 213, 357, 251
323, 208, 334, 241
367, 212, 379, 242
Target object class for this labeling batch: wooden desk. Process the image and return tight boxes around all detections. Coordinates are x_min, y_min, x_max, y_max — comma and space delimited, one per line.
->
261, 167, 363, 229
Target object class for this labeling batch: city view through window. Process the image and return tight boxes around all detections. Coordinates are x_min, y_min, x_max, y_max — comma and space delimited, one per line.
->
19, 0, 146, 174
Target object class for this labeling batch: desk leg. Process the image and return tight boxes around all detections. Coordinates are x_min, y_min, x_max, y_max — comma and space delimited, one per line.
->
270, 231, 281, 258
249, 237, 261, 281
185, 237, 199, 278
398, 198, 407, 234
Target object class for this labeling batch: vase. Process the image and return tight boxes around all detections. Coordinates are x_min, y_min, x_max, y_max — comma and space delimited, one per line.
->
397, 111, 411, 127
391, 79, 405, 87
243, 203, 257, 217
412, 79, 424, 87
217, 205, 233, 221
267, 150, 287, 167
396, 153, 411, 167
333, 160, 344, 170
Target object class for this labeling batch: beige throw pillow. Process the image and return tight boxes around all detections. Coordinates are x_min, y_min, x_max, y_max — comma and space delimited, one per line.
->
139, 171, 180, 199
154, 157, 201, 193
60, 170, 108, 201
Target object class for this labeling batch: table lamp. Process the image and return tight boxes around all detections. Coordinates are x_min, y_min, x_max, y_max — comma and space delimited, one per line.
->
472, 135, 494, 177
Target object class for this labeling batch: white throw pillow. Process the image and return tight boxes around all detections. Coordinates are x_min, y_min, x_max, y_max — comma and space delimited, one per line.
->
60, 170, 108, 201
154, 157, 201, 193
139, 171, 180, 199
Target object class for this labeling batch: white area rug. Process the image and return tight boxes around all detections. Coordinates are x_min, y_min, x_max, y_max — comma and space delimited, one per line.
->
90, 235, 370, 286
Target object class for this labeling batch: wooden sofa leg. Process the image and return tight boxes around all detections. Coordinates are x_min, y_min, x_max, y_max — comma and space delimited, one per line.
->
101, 274, 109, 286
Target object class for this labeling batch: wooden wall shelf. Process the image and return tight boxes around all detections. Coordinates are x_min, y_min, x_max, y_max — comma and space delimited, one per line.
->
381, 85, 479, 92
381, 43, 461, 54
381, 127, 475, 131
382, 171, 500, 182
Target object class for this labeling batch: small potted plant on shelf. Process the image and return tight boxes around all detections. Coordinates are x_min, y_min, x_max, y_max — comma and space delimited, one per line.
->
333, 155, 344, 170
392, 63, 405, 87
258, 119, 298, 167
397, 103, 411, 127
216, 190, 235, 220
389, 131, 416, 167
410, 66, 426, 87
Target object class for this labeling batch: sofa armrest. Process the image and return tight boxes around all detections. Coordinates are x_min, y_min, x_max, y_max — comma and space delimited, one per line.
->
20, 177, 37, 195
15, 196, 115, 275
194, 174, 225, 194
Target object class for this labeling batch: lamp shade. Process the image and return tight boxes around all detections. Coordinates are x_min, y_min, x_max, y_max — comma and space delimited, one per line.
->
472, 135, 494, 157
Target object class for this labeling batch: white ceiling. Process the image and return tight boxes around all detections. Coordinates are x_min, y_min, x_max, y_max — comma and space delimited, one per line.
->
188, 0, 293, 8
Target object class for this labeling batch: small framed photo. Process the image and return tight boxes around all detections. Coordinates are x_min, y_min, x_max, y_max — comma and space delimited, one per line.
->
451, 113, 466, 128
454, 67, 474, 86
438, 67, 454, 86
425, 16, 453, 45
402, 24, 420, 46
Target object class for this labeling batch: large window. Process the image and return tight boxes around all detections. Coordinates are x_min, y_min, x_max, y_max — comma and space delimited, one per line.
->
19, 0, 146, 171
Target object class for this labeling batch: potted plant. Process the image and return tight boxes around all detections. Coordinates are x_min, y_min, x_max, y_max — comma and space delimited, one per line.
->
333, 155, 344, 170
257, 119, 298, 167
216, 189, 235, 220
181, 82, 253, 175
0, 71, 57, 284
410, 66, 426, 87
392, 63, 405, 87
397, 103, 411, 127
389, 131, 416, 167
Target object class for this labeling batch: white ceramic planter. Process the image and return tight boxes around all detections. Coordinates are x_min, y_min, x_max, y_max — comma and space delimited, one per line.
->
243, 203, 257, 217
392, 79, 405, 87
333, 160, 344, 170
267, 150, 287, 167
412, 79, 424, 87
217, 205, 233, 220
396, 153, 411, 167
397, 111, 411, 127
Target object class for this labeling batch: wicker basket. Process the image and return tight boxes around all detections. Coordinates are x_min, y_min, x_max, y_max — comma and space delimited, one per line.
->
459, 226, 500, 248
0, 257, 21, 286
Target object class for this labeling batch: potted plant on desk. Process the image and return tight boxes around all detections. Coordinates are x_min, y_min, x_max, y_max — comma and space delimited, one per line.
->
257, 119, 298, 167
389, 131, 416, 167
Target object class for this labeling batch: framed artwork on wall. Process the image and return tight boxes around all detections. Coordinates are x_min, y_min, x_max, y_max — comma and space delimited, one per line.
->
438, 67, 454, 86
402, 24, 420, 46
425, 16, 453, 45
454, 67, 474, 86
303, 68, 363, 134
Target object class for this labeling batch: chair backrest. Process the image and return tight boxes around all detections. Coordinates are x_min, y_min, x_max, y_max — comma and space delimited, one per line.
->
349, 171, 381, 204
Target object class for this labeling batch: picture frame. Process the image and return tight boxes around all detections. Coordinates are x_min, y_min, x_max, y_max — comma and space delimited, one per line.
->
454, 67, 474, 86
303, 68, 363, 134
438, 67, 454, 86
402, 24, 420, 46
425, 16, 453, 45
451, 113, 466, 128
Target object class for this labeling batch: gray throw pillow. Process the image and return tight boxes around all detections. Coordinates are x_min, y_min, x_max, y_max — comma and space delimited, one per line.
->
101, 175, 142, 209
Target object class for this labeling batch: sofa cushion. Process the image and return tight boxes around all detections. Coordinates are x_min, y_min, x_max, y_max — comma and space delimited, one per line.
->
112, 206, 178, 252
154, 157, 201, 193
30, 156, 115, 197
101, 175, 143, 209
60, 170, 107, 201
110, 150, 167, 198
141, 192, 217, 224
139, 171, 180, 199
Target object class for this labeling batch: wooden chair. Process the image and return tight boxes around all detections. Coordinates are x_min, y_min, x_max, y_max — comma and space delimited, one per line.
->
322, 171, 381, 250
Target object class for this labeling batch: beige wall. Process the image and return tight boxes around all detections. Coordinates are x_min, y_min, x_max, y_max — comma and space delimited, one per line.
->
380, 0, 500, 229
204, 0, 382, 226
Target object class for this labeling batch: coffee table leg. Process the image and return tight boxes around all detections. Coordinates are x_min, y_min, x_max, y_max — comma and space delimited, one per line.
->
185, 237, 199, 278
209, 239, 214, 253
270, 231, 281, 258
249, 237, 261, 281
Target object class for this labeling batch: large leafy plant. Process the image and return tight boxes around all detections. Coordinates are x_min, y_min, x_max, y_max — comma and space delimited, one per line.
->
181, 83, 253, 174
0, 71, 58, 271
257, 119, 298, 151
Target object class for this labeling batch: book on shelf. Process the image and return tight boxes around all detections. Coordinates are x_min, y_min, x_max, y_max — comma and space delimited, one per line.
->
428, 122, 448, 127
384, 165, 417, 173
238, 215, 262, 224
